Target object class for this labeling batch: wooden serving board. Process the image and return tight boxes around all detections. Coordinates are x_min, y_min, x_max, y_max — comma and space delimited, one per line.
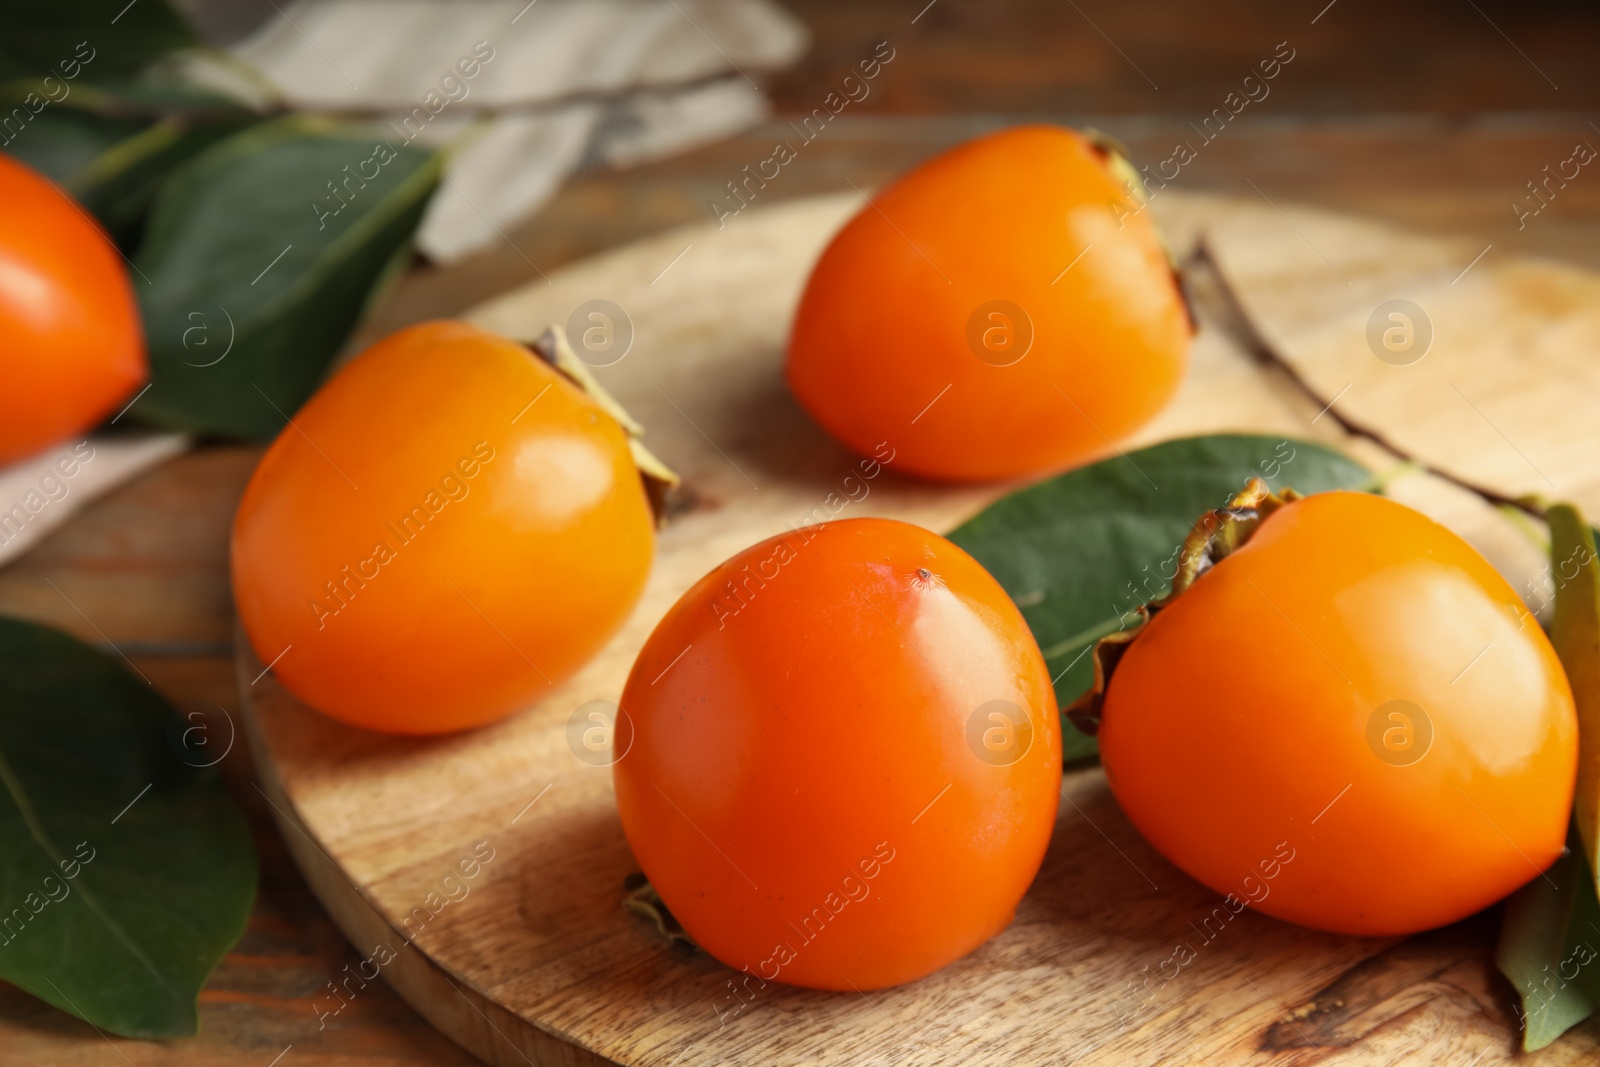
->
240, 189, 1600, 1066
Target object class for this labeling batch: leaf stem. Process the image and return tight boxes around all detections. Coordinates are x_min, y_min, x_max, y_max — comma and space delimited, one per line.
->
1185, 238, 1547, 520
64, 116, 187, 195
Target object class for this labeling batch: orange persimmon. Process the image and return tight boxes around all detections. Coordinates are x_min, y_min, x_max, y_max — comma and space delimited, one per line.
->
787, 125, 1189, 483
0, 154, 145, 465
232, 321, 655, 734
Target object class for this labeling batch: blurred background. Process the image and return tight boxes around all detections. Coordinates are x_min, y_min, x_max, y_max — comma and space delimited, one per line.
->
158, 0, 1600, 332
1, 0, 1597, 1061
352, 0, 1600, 327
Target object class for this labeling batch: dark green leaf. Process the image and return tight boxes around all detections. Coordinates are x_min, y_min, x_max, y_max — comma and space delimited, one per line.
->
73, 117, 258, 249
4, 108, 259, 249
130, 116, 442, 437
40, 76, 247, 117
0, 0, 196, 80
0, 615, 256, 1038
946, 435, 1370, 761
0, 70, 251, 119
1497, 825, 1600, 1050
1, 106, 147, 181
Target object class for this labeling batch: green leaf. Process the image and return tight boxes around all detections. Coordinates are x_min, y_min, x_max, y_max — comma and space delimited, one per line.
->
129, 116, 442, 437
4, 109, 259, 249
73, 117, 259, 249
0, 68, 252, 120
0, 615, 256, 1038
1496, 830, 1600, 1051
1550, 504, 1600, 892
1, 106, 146, 180
0, 0, 196, 80
946, 434, 1370, 761
1494, 503, 1600, 1050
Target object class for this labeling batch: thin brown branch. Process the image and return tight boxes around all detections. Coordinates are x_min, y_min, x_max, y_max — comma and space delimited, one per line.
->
1184, 236, 1546, 520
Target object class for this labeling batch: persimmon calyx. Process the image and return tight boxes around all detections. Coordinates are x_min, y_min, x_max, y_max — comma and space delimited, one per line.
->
1083, 126, 1197, 337
1084, 127, 1146, 204
528, 325, 681, 523
1065, 477, 1302, 737
623, 874, 697, 948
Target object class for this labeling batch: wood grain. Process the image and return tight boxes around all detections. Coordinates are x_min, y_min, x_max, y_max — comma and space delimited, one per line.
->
768, 0, 1596, 116
240, 188, 1600, 1065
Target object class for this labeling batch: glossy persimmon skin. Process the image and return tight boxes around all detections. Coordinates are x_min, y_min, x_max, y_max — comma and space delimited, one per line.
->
232, 321, 654, 735
614, 517, 1062, 990
0, 154, 145, 465
1099, 491, 1578, 937
786, 125, 1189, 483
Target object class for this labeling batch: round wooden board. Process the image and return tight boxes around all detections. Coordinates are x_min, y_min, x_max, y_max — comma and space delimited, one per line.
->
241, 189, 1600, 1066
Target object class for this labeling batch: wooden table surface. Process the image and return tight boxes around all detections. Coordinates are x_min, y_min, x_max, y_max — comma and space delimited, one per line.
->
3, 0, 1599, 1062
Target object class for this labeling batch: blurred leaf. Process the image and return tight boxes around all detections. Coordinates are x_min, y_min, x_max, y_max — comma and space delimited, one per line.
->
130, 116, 441, 437
0, 65, 253, 120
4, 108, 259, 248
72, 117, 258, 248
1496, 503, 1600, 1051
946, 435, 1369, 762
0, 0, 196, 80
1550, 504, 1600, 891
0, 615, 256, 1038
0, 105, 146, 179
46, 74, 249, 117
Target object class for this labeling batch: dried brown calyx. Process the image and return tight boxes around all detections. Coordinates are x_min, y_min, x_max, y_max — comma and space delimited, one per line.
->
623, 873, 695, 948
527, 325, 680, 525
1065, 477, 1301, 737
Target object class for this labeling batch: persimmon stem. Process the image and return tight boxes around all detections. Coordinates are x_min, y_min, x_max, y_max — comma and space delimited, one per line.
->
1184, 238, 1547, 521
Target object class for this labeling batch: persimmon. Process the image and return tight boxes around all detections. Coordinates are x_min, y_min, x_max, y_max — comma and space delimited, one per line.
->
0, 154, 146, 465
232, 321, 658, 734
786, 124, 1189, 483
1093, 486, 1577, 937
614, 517, 1061, 990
